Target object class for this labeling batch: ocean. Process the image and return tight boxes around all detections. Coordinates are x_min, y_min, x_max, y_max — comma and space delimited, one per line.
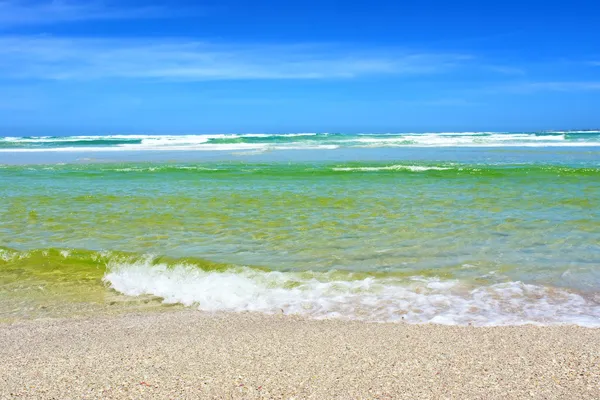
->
1, 132, 599, 325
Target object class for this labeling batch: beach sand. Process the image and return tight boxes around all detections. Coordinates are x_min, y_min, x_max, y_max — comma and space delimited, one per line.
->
1, 310, 599, 399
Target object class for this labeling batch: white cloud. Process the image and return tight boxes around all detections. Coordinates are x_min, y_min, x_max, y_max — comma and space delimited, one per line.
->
0, 0, 166, 27
0, 36, 472, 81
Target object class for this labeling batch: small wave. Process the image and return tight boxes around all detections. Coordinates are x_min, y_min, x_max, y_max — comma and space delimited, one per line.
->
3, 246, 599, 326
113, 166, 220, 172
3, 162, 598, 177
333, 165, 452, 172
104, 258, 600, 327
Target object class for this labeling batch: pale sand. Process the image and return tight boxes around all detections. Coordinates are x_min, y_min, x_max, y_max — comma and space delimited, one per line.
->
1, 311, 599, 399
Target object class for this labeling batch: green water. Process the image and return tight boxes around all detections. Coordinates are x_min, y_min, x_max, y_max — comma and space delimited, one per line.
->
1, 162, 599, 325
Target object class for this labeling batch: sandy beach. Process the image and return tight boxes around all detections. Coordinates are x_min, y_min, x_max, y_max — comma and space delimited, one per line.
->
1, 311, 598, 399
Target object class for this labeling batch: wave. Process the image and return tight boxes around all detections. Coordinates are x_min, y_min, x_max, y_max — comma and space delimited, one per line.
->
104, 257, 600, 327
2, 246, 599, 326
332, 165, 452, 172
2, 131, 600, 152
2, 162, 598, 177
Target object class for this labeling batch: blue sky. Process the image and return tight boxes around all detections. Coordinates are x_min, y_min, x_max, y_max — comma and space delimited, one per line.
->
0, 0, 599, 134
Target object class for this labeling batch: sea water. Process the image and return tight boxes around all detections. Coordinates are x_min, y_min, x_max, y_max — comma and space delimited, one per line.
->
1, 132, 599, 325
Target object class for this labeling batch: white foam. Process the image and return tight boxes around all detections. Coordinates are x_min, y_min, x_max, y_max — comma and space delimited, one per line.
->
333, 165, 451, 172
0, 249, 30, 262
1, 132, 600, 152
347, 133, 567, 148
0, 249, 17, 262
112, 166, 219, 172
103, 260, 600, 327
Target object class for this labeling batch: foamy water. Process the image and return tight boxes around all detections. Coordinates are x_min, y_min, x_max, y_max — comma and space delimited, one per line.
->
2, 131, 600, 152
103, 258, 600, 326
332, 165, 452, 172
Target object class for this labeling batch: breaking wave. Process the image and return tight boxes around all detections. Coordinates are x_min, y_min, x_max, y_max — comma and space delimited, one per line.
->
2, 131, 600, 152
102, 254, 600, 327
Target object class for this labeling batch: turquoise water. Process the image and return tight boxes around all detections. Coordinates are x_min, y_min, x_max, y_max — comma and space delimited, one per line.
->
1, 133, 600, 325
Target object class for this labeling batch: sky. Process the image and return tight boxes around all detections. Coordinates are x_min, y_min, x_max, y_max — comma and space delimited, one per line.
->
0, 0, 599, 135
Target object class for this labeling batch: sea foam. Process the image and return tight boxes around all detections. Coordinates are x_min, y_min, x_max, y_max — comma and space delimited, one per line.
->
1, 131, 600, 152
332, 165, 451, 172
103, 259, 600, 327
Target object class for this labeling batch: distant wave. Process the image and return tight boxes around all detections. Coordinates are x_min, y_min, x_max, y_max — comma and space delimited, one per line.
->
2, 131, 600, 152
2, 163, 598, 177
332, 165, 452, 172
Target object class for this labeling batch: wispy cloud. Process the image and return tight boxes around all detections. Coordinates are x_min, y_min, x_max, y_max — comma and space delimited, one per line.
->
0, 1, 168, 27
500, 81, 600, 93
0, 36, 472, 81
483, 65, 527, 75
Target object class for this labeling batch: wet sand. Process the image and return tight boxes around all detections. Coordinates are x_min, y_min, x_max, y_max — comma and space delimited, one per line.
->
1, 310, 599, 399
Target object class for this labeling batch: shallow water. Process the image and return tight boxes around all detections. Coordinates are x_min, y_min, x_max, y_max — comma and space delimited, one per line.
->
1, 134, 599, 325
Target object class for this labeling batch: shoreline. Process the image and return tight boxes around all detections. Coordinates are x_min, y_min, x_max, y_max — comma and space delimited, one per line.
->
1, 310, 599, 399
